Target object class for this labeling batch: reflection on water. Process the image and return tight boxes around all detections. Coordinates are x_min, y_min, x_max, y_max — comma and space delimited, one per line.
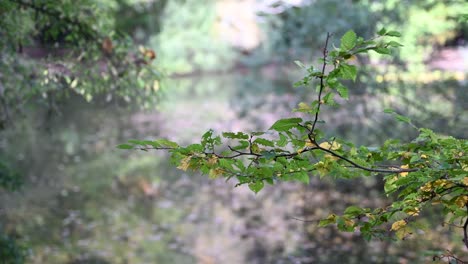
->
0, 69, 466, 263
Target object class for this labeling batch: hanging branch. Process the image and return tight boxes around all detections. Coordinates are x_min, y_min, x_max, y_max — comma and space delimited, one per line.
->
309, 32, 331, 135
118, 29, 467, 251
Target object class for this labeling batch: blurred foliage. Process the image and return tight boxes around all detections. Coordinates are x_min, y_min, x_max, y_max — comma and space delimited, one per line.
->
0, 99, 196, 263
367, 0, 468, 71
259, 0, 377, 61
0, 0, 162, 128
258, 0, 467, 69
0, 139, 25, 264
110, 0, 168, 43
149, 0, 235, 75
0, 233, 27, 264
0, 160, 22, 192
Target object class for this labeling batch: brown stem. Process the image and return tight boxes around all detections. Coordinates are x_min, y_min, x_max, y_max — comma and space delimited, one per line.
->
464, 204, 468, 250
315, 145, 418, 173
310, 32, 331, 135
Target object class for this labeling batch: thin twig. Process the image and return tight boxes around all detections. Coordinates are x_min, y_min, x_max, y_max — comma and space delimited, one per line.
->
310, 32, 331, 135
315, 145, 418, 173
291, 216, 320, 223
463, 204, 468, 250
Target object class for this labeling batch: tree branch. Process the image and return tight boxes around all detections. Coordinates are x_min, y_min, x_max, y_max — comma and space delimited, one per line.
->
464, 204, 468, 250
315, 145, 418, 173
310, 32, 331, 136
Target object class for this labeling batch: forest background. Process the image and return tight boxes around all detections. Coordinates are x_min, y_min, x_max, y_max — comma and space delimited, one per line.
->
0, 0, 467, 263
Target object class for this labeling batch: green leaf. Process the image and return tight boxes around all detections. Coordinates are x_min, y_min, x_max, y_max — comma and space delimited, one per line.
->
395, 114, 411, 123
409, 155, 420, 163
294, 60, 306, 69
185, 144, 203, 152
248, 181, 264, 193
373, 47, 391, 55
459, 14, 468, 22
222, 132, 249, 139
269, 117, 303, 132
340, 30, 357, 50
219, 158, 234, 170
337, 85, 349, 99
385, 31, 401, 37
261, 150, 276, 160
152, 139, 179, 148
323, 92, 335, 104
344, 206, 364, 216
127, 139, 145, 145
295, 171, 310, 184
377, 27, 387, 36
276, 133, 288, 147
202, 130, 213, 139
384, 180, 398, 195
387, 41, 403, 47
326, 77, 339, 88
340, 64, 358, 81
232, 140, 249, 150
251, 132, 265, 136
294, 102, 312, 113
318, 219, 333, 227
318, 214, 337, 227
254, 138, 275, 147
117, 144, 134, 149
383, 108, 395, 114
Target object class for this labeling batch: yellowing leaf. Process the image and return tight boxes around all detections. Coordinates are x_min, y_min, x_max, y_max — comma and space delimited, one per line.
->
144, 49, 156, 60
251, 144, 261, 154
404, 207, 420, 216
297, 102, 311, 111
305, 140, 316, 148
462, 163, 468, 171
420, 154, 428, 159
139, 45, 157, 60
455, 195, 468, 208
206, 155, 218, 166
326, 214, 337, 221
419, 182, 433, 192
177, 156, 191, 171
102, 37, 113, 54
395, 227, 412, 240
153, 80, 160, 92
399, 165, 409, 177
315, 161, 330, 176
433, 179, 453, 188
462, 177, 468, 186
319, 141, 341, 150
70, 79, 78, 88
324, 154, 339, 161
209, 168, 224, 179
391, 220, 407, 231
344, 218, 355, 227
